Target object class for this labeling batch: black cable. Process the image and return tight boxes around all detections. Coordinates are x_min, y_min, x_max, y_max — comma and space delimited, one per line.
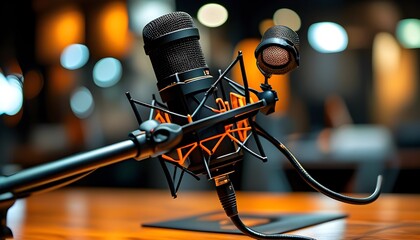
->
230, 215, 314, 240
252, 121, 382, 205
215, 177, 315, 240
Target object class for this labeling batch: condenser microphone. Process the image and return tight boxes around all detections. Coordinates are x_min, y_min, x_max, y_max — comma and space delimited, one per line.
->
255, 25, 300, 77
143, 12, 209, 90
142, 12, 242, 178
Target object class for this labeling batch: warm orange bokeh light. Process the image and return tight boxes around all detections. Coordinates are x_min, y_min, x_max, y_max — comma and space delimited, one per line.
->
232, 39, 290, 115
94, 1, 133, 58
372, 32, 418, 126
36, 5, 84, 64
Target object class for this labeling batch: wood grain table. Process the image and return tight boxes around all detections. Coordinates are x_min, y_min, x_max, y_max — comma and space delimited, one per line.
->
6, 187, 420, 239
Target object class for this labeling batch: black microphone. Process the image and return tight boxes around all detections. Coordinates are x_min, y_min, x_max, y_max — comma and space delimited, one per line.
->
142, 12, 243, 178
139, 11, 381, 201
138, 12, 382, 240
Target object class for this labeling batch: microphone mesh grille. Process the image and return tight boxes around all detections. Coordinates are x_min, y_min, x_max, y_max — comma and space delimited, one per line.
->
257, 25, 300, 75
143, 12, 194, 42
142, 12, 207, 82
262, 46, 290, 66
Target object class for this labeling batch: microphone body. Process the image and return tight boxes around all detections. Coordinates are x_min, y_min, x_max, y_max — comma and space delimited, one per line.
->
142, 12, 242, 177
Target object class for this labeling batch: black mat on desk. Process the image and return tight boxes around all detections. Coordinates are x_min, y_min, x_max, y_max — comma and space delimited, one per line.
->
142, 211, 347, 235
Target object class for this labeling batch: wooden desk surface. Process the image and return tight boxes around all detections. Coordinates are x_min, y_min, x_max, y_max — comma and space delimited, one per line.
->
6, 187, 420, 239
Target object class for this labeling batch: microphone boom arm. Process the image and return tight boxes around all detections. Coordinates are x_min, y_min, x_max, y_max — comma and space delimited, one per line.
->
0, 120, 183, 240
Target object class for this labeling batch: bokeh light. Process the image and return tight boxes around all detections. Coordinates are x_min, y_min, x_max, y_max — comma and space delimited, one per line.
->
128, 0, 175, 34
36, 6, 84, 63
70, 86, 94, 119
396, 18, 420, 49
96, 1, 132, 57
60, 44, 90, 70
93, 57, 123, 88
308, 22, 348, 53
0, 74, 24, 116
273, 8, 301, 31
197, 3, 228, 28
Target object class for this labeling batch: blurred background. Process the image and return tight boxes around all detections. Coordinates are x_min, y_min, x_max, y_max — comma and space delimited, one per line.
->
1, 0, 419, 194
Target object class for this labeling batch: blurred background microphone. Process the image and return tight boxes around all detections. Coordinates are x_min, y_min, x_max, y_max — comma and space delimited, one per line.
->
255, 25, 300, 76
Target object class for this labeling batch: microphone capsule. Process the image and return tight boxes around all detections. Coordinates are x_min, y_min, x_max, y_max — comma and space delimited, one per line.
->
255, 25, 300, 76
